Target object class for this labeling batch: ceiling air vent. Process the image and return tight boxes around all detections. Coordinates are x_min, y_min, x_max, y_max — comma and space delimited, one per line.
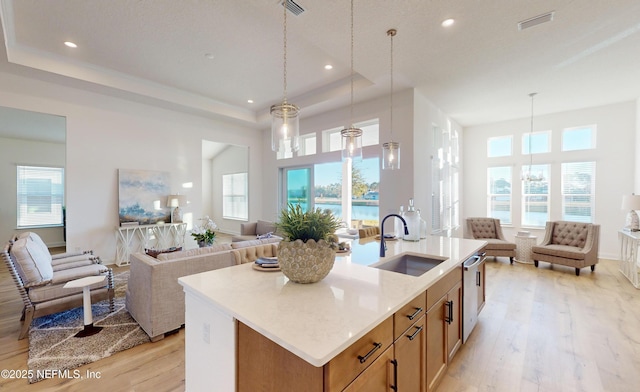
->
518, 11, 555, 31
281, 0, 305, 16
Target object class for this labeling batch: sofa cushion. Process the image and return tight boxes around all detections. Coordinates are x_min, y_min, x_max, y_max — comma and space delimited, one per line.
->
157, 243, 232, 261
484, 238, 517, 250
231, 244, 278, 265
468, 220, 497, 239
231, 238, 281, 249
28, 264, 109, 303
551, 222, 589, 248
532, 244, 585, 260
10, 235, 53, 288
256, 220, 276, 236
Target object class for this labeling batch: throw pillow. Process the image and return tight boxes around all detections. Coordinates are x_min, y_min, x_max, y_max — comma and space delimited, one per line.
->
10, 235, 54, 287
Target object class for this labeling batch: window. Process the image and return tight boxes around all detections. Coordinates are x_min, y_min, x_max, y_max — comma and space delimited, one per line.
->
562, 162, 595, 222
487, 167, 512, 224
322, 127, 343, 153
487, 136, 512, 157
522, 131, 550, 154
562, 125, 596, 151
521, 164, 550, 227
298, 134, 316, 156
17, 165, 64, 228
432, 125, 459, 234
222, 173, 248, 220
355, 119, 379, 147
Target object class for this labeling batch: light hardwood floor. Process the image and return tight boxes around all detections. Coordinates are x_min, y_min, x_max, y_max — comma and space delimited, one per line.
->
1, 256, 638, 391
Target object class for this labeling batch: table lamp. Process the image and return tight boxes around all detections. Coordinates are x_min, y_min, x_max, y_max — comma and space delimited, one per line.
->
621, 194, 640, 231
167, 194, 187, 223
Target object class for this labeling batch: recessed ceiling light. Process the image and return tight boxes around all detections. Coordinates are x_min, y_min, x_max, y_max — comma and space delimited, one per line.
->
441, 19, 455, 27
204, 53, 215, 60
324, 64, 333, 70
64, 41, 77, 48
247, 99, 254, 104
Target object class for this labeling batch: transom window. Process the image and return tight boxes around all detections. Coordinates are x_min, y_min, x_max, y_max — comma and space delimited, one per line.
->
487, 136, 512, 157
562, 125, 596, 151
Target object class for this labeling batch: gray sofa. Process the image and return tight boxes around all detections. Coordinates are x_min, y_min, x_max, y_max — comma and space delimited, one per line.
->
125, 238, 280, 341
232, 220, 282, 242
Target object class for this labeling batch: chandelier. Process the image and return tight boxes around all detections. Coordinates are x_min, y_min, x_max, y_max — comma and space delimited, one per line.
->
382, 29, 400, 170
522, 92, 544, 182
271, 0, 300, 154
340, 0, 363, 161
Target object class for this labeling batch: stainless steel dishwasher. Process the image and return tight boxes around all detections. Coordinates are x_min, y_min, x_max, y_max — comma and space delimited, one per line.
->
463, 252, 486, 343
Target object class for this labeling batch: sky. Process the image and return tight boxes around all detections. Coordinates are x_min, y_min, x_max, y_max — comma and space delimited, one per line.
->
314, 157, 379, 186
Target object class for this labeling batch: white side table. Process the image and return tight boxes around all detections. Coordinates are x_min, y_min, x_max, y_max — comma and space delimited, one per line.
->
63, 275, 107, 337
515, 235, 537, 264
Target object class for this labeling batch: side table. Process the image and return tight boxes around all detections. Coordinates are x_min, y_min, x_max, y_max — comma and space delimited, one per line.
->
515, 235, 537, 264
63, 275, 107, 337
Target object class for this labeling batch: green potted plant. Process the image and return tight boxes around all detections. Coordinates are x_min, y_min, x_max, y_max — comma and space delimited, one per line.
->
276, 203, 342, 283
191, 216, 217, 247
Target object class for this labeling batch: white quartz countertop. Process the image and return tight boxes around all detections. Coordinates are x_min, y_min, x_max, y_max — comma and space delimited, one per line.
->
178, 235, 486, 367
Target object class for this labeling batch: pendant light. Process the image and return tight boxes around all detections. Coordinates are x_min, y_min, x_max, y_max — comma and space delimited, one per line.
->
271, 0, 300, 154
522, 92, 544, 182
382, 29, 400, 170
340, 0, 363, 162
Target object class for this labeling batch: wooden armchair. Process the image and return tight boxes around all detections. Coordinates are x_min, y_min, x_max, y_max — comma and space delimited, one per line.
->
532, 221, 600, 276
466, 217, 516, 264
1, 232, 114, 339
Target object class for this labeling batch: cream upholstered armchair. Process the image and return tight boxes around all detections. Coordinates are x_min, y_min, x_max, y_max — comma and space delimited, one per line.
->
466, 217, 516, 264
1, 232, 114, 339
531, 221, 600, 276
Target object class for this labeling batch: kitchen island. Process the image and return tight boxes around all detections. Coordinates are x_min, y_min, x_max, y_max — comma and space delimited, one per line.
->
178, 235, 486, 391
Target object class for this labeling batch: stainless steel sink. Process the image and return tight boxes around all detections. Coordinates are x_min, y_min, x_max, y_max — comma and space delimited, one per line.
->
371, 254, 447, 277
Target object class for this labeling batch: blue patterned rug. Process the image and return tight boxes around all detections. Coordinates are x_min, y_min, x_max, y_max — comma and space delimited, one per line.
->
27, 271, 150, 383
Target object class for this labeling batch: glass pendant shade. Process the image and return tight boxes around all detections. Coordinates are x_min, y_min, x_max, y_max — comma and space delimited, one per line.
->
341, 127, 363, 161
382, 28, 400, 171
271, 102, 300, 153
382, 141, 400, 170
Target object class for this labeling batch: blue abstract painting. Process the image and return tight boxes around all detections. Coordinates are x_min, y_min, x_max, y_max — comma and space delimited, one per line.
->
118, 169, 170, 225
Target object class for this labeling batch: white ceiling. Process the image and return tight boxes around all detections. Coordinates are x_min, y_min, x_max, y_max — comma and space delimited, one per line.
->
1, 0, 640, 130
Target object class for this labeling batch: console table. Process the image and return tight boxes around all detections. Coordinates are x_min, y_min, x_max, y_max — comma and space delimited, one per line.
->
115, 223, 187, 266
618, 230, 640, 289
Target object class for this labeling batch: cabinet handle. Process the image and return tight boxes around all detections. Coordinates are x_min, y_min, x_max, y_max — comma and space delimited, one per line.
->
357, 342, 382, 364
476, 270, 481, 287
407, 325, 423, 341
445, 300, 453, 324
407, 307, 423, 321
390, 359, 398, 391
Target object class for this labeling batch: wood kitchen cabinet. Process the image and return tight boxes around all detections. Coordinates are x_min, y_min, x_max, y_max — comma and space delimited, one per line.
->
425, 266, 462, 392
394, 316, 426, 392
238, 294, 429, 392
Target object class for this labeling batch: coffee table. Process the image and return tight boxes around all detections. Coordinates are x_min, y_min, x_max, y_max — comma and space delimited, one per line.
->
63, 275, 107, 337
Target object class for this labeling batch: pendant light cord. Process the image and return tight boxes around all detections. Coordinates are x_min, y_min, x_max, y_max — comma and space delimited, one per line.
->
283, 0, 288, 103
387, 29, 396, 142
349, 0, 354, 126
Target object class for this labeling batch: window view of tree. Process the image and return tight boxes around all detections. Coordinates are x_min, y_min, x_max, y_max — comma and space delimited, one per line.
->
314, 158, 380, 225
487, 166, 512, 224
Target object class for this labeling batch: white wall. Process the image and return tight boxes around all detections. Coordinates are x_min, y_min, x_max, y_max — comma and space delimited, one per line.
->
0, 70, 262, 263
463, 101, 637, 260
0, 137, 65, 245
210, 145, 249, 235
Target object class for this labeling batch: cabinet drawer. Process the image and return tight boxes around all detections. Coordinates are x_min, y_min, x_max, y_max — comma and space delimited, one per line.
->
426, 266, 461, 310
324, 316, 393, 392
394, 291, 426, 340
